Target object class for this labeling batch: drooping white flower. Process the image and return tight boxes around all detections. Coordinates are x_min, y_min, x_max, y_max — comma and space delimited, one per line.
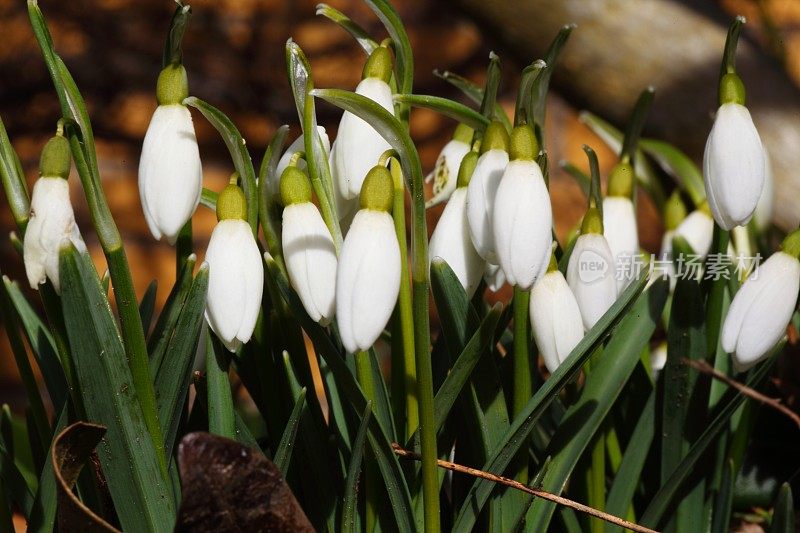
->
429, 187, 483, 298
281, 166, 337, 325
466, 121, 509, 264
530, 267, 585, 373
567, 231, 618, 330
425, 124, 472, 208
722, 249, 800, 371
703, 102, 766, 230
273, 126, 330, 201
330, 47, 395, 201
204, 180, 263, 352
139, 63, 202, 244
336, 166, 401, 353
674, 209, 714, 258
492, 125, 552, 290
603, 196, 638, 290
24, 132, 86, 294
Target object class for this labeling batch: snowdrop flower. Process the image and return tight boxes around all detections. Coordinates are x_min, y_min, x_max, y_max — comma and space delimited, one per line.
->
602, 162, 638, 291
336, 166, 401, 353
722, 230, 800, 371
204, 176, 263, 352
703, 72, 766, 230
139, 63, 202, 244
429, 152, 483, 297
281, 165, 337, 325
530, 253, 584, 373
674, 204, 714, 258
425, 123, 473, 208
272, 126, 330, 202
567, 207, 618, 329
493, 124, 552, 290
466, 121, 510, 263
24, 130, 86, 293
330, 46, 394, 201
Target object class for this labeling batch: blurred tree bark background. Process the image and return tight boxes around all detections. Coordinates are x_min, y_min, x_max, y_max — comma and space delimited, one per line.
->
1, 0, 799, 422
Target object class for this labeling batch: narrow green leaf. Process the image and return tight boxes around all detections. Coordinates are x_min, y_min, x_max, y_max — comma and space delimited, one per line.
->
0, 412, 34, 520
363, 0, 413, 107
479, 52, 503, 128
27, 405, 68, 533
526, 280, 669, 530
531, 24, 575, 131
139, 279, 157, 334
200, 187, 217, 211
515, 60, 546, 128
710, 460, 734, 533
257, 124, 290, 271
453, 274, 653, 531
273, 387, 307, 476
578, 111, 666, 209
434, 69, 512, 130
3, 277, 68, 411
393, 94, 489, 131
148, 254, 196, 371
769, 482, 793, 533
183, 97, 258, 234
604, 390, 656, 532
342, 402, 372, 533
620, 87, 655, 162
640, 138, 706, 207
264, 255, 415, 532
0, 116, 29, 231
205, 331, 235, 440
560, 160, 590, 196
316, 4, 378, 55
640, 353, 778, 528
153, 265, 208, 458
59, 246, 175, 532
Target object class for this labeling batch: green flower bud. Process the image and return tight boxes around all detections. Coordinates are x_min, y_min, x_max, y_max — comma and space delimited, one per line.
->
664, 190, 687, 231
362, 46, 393, 84
280, 166, 313, 206
452, 123, 474, 144
719, 72, 745, 106
479, 121, 509, 154
456, 151, 479, 188
39, 130, 71, 179
581, 206, 604, 235
781, 228, 800, 259
359, 165, 394, 212
607, 161, 634, 198
157, 63, 189, 106
509, 123, 538, 161
216, 174, 247, 221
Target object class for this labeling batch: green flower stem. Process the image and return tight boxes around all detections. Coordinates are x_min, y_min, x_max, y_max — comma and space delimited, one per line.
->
0, 275, 50, 448
206, 331, 236, 439
512, 287, 531, 484
354, 350, 379, 531
389, 158, 418, 439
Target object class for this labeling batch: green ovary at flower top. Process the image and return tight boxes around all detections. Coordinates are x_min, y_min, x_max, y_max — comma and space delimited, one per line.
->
23, 126, 87, 294
204, 176, 264, 352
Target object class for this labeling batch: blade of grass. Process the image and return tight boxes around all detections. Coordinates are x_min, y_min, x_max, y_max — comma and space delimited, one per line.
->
273, 387, 307, 476
0, 117, 29, 231
342, 402, 372, 533
434, 70, 511, 130
393, 94, 489, 131
316, 4, 378, 55
769, 482, 793, 533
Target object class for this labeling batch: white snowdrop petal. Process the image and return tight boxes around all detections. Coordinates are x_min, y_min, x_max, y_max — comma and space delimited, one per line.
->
429, 188, 483, 297
493, 160, 552, 290
139, 104, 202, 244
465, 149, 508, 263
484, 262, 506, 292
567, 233, 618, 329
602, 196, 639, 290
23, 177, 85, 293
426, 139, 471, 207
283, 203, 338, 323
331, 78, 394, 200
722, 252, 800, 370
337, 210, 401, 353
530, 271, 584, 374
675, 210, 714, 258
236, 225, 265, 345
703, 103, 766, 230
